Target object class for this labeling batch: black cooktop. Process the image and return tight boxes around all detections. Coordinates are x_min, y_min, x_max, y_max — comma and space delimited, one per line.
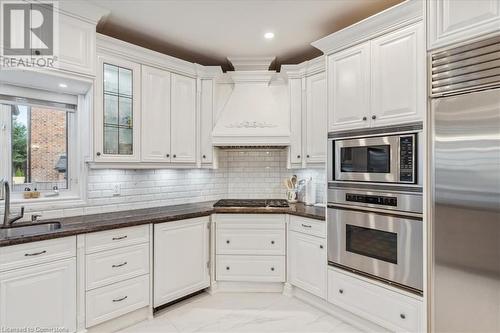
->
214, 199, 289, 208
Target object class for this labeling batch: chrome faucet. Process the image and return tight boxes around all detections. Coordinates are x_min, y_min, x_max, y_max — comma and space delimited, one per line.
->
2, 180, 24, 227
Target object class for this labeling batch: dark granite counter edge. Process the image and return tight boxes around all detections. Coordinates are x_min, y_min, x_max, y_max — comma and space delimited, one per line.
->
0, 203, 325, 247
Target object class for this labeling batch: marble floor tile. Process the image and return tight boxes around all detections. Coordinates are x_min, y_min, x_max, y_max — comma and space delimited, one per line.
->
118, 292, 366, 333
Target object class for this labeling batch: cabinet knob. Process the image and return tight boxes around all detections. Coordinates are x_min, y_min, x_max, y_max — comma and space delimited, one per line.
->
339, 289, 344, 294
271, 267, 275, 271
297, 155, 301, 159
96, 152, 101, 156
372, 115, 377, 120
173, 154, 176, 158
226, 240, 230, 244
202, 155, 206, 159
271, 240, 275, 245
34, 50, 41, 56
166, 154, 170, 158
320, 245, 324, 249
226, 266, 230, 270
307, 154, 310, 158
362, 116, 367, 121
400, 314, 406, 320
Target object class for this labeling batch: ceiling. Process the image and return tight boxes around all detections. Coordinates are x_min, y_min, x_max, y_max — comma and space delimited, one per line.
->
90, 0, 403, 71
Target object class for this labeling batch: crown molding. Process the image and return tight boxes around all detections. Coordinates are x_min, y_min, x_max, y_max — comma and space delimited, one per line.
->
311, 0, 423, 55
227, 57, 276, 71
281, 55, 325, 79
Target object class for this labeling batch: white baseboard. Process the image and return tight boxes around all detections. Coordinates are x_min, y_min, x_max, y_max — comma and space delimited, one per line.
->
290, 286, 388, 333
85, 306, 151, 333
211, 281, 284, 293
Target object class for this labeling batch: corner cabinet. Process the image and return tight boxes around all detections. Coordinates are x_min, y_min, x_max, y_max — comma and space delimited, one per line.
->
305, 72, 327, 164
170, 73, 197, 164
154, 217, 210, 307
327, 22, 424, 132
95, 54, 141, 162
428, 0, 500, 50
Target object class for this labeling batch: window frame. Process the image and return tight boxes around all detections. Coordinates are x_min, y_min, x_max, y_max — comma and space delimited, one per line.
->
0, 97, 81, 203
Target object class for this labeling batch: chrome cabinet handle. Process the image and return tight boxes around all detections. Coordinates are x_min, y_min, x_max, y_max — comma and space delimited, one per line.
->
112, 261, 127, 268
301, 224, 312, 228
112, 235, 127, 241
112, 296, 128, 302
24, 250, 46, 257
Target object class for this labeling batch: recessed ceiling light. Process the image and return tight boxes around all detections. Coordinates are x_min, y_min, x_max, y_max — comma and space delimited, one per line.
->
264, 32, 274, 39
59, 83, 68, 88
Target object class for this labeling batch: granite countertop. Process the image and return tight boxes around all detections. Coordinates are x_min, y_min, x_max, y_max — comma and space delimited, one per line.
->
0, 201, 325, 247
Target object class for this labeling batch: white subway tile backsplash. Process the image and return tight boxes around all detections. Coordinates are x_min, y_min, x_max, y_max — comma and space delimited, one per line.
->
1, 149, 325, 220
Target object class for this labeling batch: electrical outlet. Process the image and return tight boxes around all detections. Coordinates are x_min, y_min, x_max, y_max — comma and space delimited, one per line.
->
112, 184, 121, 196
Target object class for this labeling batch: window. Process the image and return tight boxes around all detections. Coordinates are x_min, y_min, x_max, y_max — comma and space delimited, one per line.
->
0, 95, 77, 198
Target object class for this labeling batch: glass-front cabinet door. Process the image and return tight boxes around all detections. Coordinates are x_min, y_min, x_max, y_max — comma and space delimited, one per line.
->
95, 54, 140, 162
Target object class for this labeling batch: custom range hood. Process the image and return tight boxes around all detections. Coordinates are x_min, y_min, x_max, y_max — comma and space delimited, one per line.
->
212, 57, 290, 146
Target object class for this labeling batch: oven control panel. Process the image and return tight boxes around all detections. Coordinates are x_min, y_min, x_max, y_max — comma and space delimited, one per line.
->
346, 193, 397, 207
399, 135, 415, 183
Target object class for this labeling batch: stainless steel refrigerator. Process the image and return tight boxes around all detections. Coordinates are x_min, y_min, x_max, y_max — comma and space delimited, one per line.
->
430, 36, 500, 332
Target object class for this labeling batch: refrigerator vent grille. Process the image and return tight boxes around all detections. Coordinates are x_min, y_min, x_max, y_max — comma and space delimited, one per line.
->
431, 35, 500, 96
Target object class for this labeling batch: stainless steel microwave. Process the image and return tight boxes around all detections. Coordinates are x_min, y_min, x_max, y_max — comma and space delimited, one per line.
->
328, 132, 417, 184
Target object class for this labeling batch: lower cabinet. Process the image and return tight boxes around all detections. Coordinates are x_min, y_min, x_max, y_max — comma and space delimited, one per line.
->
154, 217, 210, 307
0, 240, 77, 332
328, 268, 423, 333
288, 231, 326, 298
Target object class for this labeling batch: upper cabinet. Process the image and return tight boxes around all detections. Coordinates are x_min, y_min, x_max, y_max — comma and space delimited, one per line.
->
326, 22, 424, 132
199, 79, 215, 164
171, 74, 197, 163
58, 14, 96, 76
141, 65, 172, 162
282, 56, 327, 168
328, 42, 371, 132
428, 0, 500, 50
95, 54, 141, 162
370, 23, 425, 127
305, 72, 327, 164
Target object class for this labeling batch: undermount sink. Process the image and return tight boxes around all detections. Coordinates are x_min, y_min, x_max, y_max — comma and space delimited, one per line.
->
1, 222, 62, 237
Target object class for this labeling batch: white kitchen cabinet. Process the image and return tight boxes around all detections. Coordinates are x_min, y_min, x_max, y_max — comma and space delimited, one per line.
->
288, 78, 303, 165
370, 23, 424, 127
428, 0, 500, 50
0, 258, 76, 332
171, 73, 197, 163
216, 255, 285, 282
200, 78, 214, 164
289, 231, 326, 298
328, 267, 423, 333
154, 217, 210, 307
305, 72, 327, 163
95, 54, 141, 162
328, 42, 371, 132
141, 65, 172, 162
57, 14, 96, 76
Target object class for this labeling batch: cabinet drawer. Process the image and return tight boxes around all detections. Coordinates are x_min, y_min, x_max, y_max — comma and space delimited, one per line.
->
86, 243, 149, 290
216, 255, 285, 282
289, 216, 326, 238
215, 214, 286, 230
85, 225, 149, 254
328, 268, 422, 332
0, 237, 76, 272
216, 229, 285, 255
86, 274, 149, 328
